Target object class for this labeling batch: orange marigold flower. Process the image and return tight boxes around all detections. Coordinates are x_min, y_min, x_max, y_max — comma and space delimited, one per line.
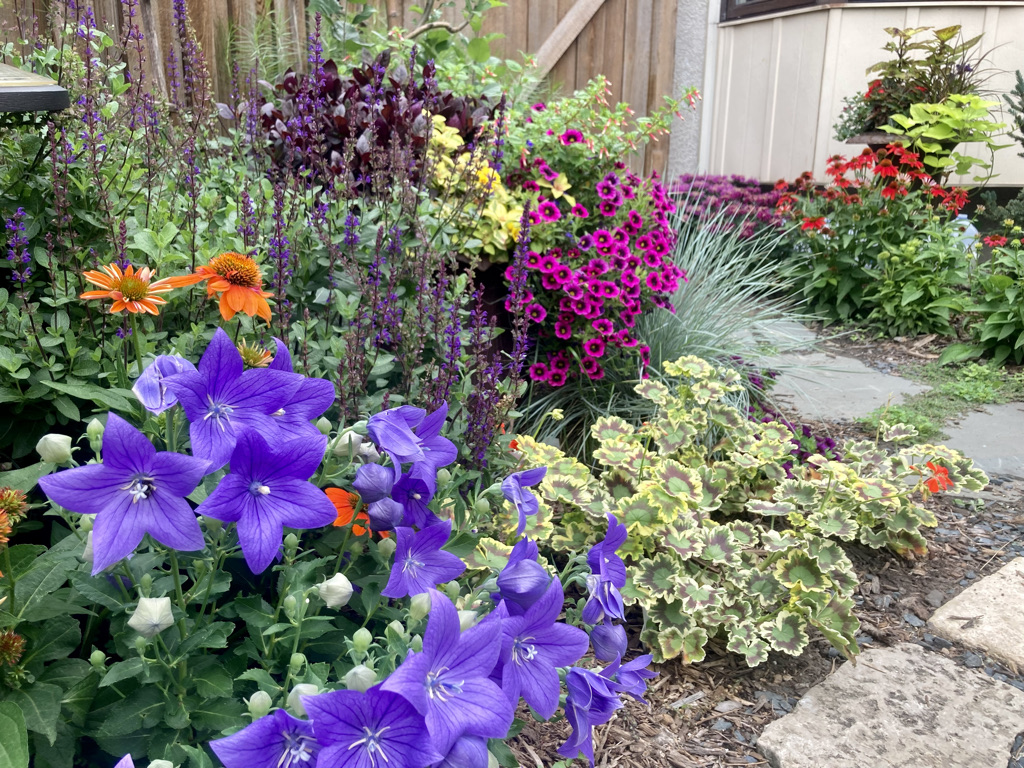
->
189, 252, 273, 323
325, 488, 389, 538
923, 461, 954, 493
80, 264, 197, 315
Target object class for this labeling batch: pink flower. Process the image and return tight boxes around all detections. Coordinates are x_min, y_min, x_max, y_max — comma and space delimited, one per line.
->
541, 274, 561, 290
599, 201, 618, 217
538, 255, 559, 273
538, 200, 561, 222
554, 322, 572, 340
645, 273, 664, 291
595, 180, 618, 201
526, 303, 548, 323
571, 204, 589, 218
583, 338, 606, 358
559, 129, 584, 145
592, 319, 614, 336
612, 228, 629, 245
526, 251, 543, 268
523, 180, 540, 192
553, 265, 573, 284
643, 252, 663, 269
547, 370, 567, 387
529, 363, 550, 380
551, 355, 570, 372
531, 102, 546, 111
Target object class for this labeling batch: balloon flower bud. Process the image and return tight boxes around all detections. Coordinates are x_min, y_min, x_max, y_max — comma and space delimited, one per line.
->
81, 531, 94, 564
283, 594, 298, 619
134, 635, 148, 654
289, 653, 306, 676
140, 573, 153, 597
202, 516, 223, 535
148, 760, 174, 768
287, 684, 319, 717
90, 649, 107, 670
86, 418, 104, 451
436, 468, 452, 486
411, 634, 423, 653
316, 417, 332, 436
590, 622, 628, 662
283, 533, 299, 558
247, 690, 272, 719
351, 628, 373, 654
409, 592, 431, 623
127, 597, 174, 639
36, 433, 73, 465
377, 537, 397, 559
344, 664, 377, 693
458, 610, 478, 632
444, 582, 461, 603
473, 497, 491, 515
496, 559, 551, 613
332, 430, 363, 458
318, 573, 353, 609
387, 620, 406, 640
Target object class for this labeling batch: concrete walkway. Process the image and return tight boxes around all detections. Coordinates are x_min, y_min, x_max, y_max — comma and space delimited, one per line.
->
758, 559, 1024, 768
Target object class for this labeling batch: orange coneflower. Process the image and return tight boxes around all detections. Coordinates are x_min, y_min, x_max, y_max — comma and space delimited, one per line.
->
190, 252, 273, 323
325, 488, 390, 538
80, 264, 197, 315
237, 339, 273, 368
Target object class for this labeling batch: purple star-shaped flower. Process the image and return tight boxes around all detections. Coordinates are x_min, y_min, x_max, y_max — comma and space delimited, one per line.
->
302, 686, 441, 768
163, 328, 301, 470
435, 736, 489, 768
38, 413, 208, 575
493, 538, 551, 616
607, 653, 657, 702
195, 430, 336, 574
381, 520, 465, 598
132, 354, 196, 414
587, 513, 628, 587
557, 666, 625, 766
501, 467, 547, 536
268, 338, 336, 443
382, 590, 514, 755
210, 709, 319, 768
352, 463, 396, 503
499, 580, 589, 718
590, 622, 628, 662
392, 469, 439, 528
367, 402, 457, 471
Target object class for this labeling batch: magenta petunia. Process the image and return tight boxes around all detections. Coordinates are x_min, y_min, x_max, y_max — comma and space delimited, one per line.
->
523, 180, 540, 192
595, 180, 617, 201
538, 200, 561, 222
583, 338, 606, 358
592, 319, 614, 336
526, 303, 548, 323
547, 369, 567, 387
571, 204, 589, 218
529, 363, 550, 381
559, 129, 584, 145
645, 272, 664, 291
598, 201, 618, 217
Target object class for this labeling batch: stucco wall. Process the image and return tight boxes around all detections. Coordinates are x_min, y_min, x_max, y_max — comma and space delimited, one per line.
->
667, 0, 714, 179
704, 2, 1024, 185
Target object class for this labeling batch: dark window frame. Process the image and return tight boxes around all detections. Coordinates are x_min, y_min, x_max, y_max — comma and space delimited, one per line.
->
720, 0, 906, 23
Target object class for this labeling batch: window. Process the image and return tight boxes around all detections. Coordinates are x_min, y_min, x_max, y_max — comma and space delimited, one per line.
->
721, 0, 906, 22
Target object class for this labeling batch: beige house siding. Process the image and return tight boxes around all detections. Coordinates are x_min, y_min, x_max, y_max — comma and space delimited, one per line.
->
705, 2, 1024, 185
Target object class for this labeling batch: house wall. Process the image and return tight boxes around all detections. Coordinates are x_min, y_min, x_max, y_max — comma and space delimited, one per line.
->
706, 2, 1024, 185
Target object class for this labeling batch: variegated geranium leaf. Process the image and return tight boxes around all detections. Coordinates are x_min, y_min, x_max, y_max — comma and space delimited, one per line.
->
656, 625, 709, 664
775, 551, 827, 592
700, 526, 742, 566
464, 537, 513, 571
593, 438, 635, 470
654, 460, 702, 504
617, 492, 661, 534
746, 569, 785, 606
747, 499, 796, 517
757, 421, 794, 444
632, 554, 681, 600
774, 478, 818, 507
664, 524, 703, 560
656, 417, 698, 455
761, 528, 801, 551
767, 610, 810, 656
804, 595, 860, 660
804, 537, 851, 575
678, 577, 721, 613
807, 508, 859, 541
541, 474, 588, 506
591, 415, 634, 444
843, 439, 890, 467
881, 421, 919, 443
727, 632, 770, 667
662, 355, 714, 380
635, 379, 671, 404
853, 477, 900, 504
858, 526, 890, 549
887, 527, 929, 558
728, 520, 759, 547
647, 598, 694, 629
706, 402, 746, 431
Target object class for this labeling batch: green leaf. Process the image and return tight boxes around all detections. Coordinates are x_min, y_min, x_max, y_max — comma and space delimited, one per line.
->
0, 462, 53, 493
0, 701, 29, 768
100, 658, 146, 688
768, 610, 810, 655
38, 380, 133, 412
193, 665, 234, 699
2, 683, 61, 745
14, 560, 72, 620
51, 396, 79, 422
20, 616, 80, 667
467, 37, 490, 63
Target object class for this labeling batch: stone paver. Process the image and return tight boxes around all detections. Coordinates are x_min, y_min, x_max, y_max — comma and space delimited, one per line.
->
942, 403, 1024, 479
768, 351, 930, 422
756, 643, 1024, 768
930, 558, 1024, 671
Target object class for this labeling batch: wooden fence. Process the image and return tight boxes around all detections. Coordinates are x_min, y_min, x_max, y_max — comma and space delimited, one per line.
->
0, 0, 681, 173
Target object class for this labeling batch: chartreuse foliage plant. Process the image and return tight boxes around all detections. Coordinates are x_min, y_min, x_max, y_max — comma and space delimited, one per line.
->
503, 357, 987, 666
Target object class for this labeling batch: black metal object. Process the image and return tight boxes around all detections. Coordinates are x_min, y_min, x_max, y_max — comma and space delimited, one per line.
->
0, 62, 69, 114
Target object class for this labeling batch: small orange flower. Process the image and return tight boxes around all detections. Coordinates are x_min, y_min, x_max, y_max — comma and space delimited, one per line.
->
509, 439, 519, 451
188, 252, 273, 323
80, 264, 197, 315
237, 339, 273, 368
923, 461, 953, 493
325, 488, 389, 538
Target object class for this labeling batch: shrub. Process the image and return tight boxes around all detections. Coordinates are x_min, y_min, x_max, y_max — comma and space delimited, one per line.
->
503, 357, 987, 665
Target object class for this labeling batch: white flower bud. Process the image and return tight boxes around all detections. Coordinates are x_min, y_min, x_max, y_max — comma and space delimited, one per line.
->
316, 417, 332, 435
458, 610, 478, 632
344, 665, 377, 692
127, 597, 174, 638
357, 442, 380, 462
377, 537, 396, 559
148, 761, 174, 768
81, 531, 93, 564
36, 433, 73, 464
247, 690, 272, 719
318, 573, 353, 608
409, 592, 431, 623
351, 628, 373, 654
287, 683, 319, 717
86, 418, 104, 450
436, 468, 452, 486
332, 430, 363, 458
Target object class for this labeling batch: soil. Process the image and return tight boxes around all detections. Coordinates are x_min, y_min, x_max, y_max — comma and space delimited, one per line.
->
510, 421, 1024, 767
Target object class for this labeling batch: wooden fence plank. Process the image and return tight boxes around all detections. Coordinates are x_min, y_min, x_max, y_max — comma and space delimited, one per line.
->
645, 0, 678, 175
573, 0, 605, 91
601, 0, 626, 105
533, 0, 604, 82
548, 0, 578, 97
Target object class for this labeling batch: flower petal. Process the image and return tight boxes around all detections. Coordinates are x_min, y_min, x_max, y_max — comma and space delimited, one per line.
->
38, 464, 126, 517
100, 413, 158, 477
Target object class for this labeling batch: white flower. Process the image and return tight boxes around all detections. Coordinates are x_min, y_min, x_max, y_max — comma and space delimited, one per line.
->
318, 573, 353, 608
287, 683, 319, 717
82, 531, 93, 564
332, 430, 363, 458
458, 610, 478, 632
127, 597, 174, 638
147, 761, 174, 768
247, 690, 272, 718
36, 434, 73, 464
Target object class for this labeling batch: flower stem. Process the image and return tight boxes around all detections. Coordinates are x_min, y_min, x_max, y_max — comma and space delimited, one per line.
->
3, 546, 15, 617
165, 406, 176, 453
128, 313, 145, 377
168, 551, 188, 641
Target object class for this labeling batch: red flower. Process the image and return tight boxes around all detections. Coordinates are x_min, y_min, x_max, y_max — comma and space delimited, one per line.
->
801, 217, 826, 232
881, 184, 907, 200
923, 461, 953, 493
983, 234, 1008, 248
874, 159, 898, 178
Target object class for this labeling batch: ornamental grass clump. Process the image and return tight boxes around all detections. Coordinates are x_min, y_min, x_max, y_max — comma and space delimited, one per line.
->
503, 356, 987, 666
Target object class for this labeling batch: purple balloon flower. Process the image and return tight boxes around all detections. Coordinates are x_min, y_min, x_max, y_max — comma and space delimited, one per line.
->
381, 520, 465, 598
587, 513, 628, 587
365, 498, 404, 532
608, 653, 657, 702
382, 590, 514, 755
195, 430, 336, 574
557, 666, 625, 766
493, 538, 551, 615
113, 756, 134, 768
163, 328, 301, 470
267, 338, 336, 443
132, 354, 196, 414
435, 736, 489, 768
501, 467, 547, 536
38, 413, 208, 575
392, 470, 439, 528
367, 402, 457, 471
499, 580, 589, 718
352, 463, 396, 503
590, 622, 628, 662
210, 709, 319, 768
303, 686, 442, 768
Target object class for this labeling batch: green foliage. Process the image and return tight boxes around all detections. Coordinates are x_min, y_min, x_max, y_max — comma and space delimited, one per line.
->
962, 245, 1024, 365
1002, 69, 1024, 158
507, 357, 987, 665
882, 95, 1009, 181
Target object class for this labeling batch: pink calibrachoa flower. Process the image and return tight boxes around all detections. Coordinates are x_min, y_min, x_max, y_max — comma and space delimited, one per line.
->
538, 200, 561, 221
593, 319, 614, 336
571, 204, 589, 218
547, 370, 567, 387
582, 338, 606, 358
598, 201, 618, 217
559, 129, 584, 145
529, 363, 550, 381
526, 303, 548, 323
